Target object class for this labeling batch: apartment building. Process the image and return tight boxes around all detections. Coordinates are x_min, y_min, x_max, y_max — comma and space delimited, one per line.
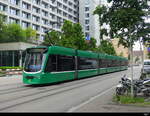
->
79, 0, 108, 46
0, 0, 79, 43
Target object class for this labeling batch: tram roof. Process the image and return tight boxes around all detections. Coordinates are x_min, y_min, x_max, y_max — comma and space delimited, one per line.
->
29, 45, 128, 60
77, 50, 98, 58
48, 46, 76, 56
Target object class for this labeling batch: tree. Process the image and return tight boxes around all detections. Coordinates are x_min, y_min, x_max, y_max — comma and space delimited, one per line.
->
61, 21, 97, 50
0, 12, 38, 43
86, 37, 97, 52
43, 30, 61, 46
94, 0, 149, 48
42, 20, 97, 51
6, 23, 26, 42
135, 56, 140, 64
119, 52, 124, 57
94, 0, 149, 97
71, 23, 89, 50
60, 20, 75, 48
98, 40, 117, 56
0, 13, 8, 43
25, 27, 37, 42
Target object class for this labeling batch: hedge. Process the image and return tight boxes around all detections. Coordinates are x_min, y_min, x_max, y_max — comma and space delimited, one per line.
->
0, 67, 23, 70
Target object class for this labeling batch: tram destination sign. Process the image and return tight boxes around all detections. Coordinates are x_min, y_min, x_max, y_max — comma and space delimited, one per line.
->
27, 48, 48, 53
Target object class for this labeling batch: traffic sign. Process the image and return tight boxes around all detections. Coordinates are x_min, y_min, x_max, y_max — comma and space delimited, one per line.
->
147, 47, 150, 52
85, 35, 91, 41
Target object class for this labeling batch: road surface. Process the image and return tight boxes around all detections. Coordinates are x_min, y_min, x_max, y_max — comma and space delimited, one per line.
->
0, 66, 145, 112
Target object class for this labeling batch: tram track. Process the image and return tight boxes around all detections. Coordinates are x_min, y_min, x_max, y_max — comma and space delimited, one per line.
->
0, 70, 125, 96
0, 71, 124, 96
0, 70, 126, 111
0, 82, 22, 88
0, 86, 33, 95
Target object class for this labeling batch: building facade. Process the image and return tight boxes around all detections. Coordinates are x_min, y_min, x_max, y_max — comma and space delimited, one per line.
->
0, 0, 79, 43
111, 38, 129, 58
79, 0, 108, 46
0, 42, 36, 67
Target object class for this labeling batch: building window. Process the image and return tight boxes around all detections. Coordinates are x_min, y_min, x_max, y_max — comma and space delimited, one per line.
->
9, 17, 19, 24
10, 0, 20, 6
22, 12, 31, 19
10, 7, 20, 16
41, 27, 47, 33
42, 1, 48, 9
33, 0, 40, 5
42, 10, 48, 17
22, 2, 31, 10
0, 51, 19, 67
32, 24, 40, 31
85, 13, 90, 18
0, 4, 7, 12
42, 19, 48, 25
85, 20, 89, 24
22, 21, 30, 28
85, 26, 90, 31
32, 15, 40, 22
32, 6, 40, 14
85, 7, 89, 11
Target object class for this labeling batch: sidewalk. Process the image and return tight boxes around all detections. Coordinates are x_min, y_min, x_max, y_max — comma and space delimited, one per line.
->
0, 74, 22, 78
72, 88, 150, 112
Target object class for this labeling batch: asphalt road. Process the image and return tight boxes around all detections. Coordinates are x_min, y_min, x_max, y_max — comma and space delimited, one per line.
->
0, 66, 142, 112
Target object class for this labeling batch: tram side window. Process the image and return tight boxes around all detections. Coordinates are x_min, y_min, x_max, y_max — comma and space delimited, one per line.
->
114, 60, 118, 67
57, 55, 75, 71
116, 60, 120, 66
120, 61, 124, 66
45, 55, 75, 72
125, 61, 128, 66
99, 59, 107, 68
78, 57, 98, 70
117, 60, 120, 67
51, 55, 57, 71
45, 55, 57, 72
122, 61, 127, 66
111, 60, 115, 67
107, 59, 112, 67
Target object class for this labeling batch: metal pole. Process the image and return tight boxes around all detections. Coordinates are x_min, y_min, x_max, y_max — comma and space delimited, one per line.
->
99, 0, 101, 45
19, 51, 22, 67
131, 43, 134, 97
129, 28, 134, 97
140, 39, 144, 73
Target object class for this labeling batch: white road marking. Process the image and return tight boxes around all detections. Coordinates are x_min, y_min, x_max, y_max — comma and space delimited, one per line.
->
67, 85, 116, 112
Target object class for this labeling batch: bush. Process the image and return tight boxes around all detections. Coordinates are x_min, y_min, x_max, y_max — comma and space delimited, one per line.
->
0, 66, 23, 70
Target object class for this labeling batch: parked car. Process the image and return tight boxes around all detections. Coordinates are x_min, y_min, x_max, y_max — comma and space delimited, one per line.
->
141, 60, 150, 79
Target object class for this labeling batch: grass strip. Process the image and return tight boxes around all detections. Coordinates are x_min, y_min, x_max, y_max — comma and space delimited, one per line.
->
113, 95, 150, 106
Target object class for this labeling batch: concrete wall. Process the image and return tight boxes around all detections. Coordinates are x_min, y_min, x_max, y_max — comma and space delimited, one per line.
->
0, 42, 37, 51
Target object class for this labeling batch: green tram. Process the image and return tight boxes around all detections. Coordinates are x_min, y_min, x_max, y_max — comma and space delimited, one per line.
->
23, 46, 128, 84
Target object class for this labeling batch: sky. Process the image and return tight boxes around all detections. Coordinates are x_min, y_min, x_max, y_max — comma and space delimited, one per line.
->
133, 41, 143, 51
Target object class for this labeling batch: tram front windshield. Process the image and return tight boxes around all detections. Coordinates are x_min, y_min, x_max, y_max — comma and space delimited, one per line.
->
24, 48, 47, 72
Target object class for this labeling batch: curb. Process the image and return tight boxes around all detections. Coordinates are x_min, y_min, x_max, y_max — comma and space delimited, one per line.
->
6, 71, 22, 75
0, 74, 6, 77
